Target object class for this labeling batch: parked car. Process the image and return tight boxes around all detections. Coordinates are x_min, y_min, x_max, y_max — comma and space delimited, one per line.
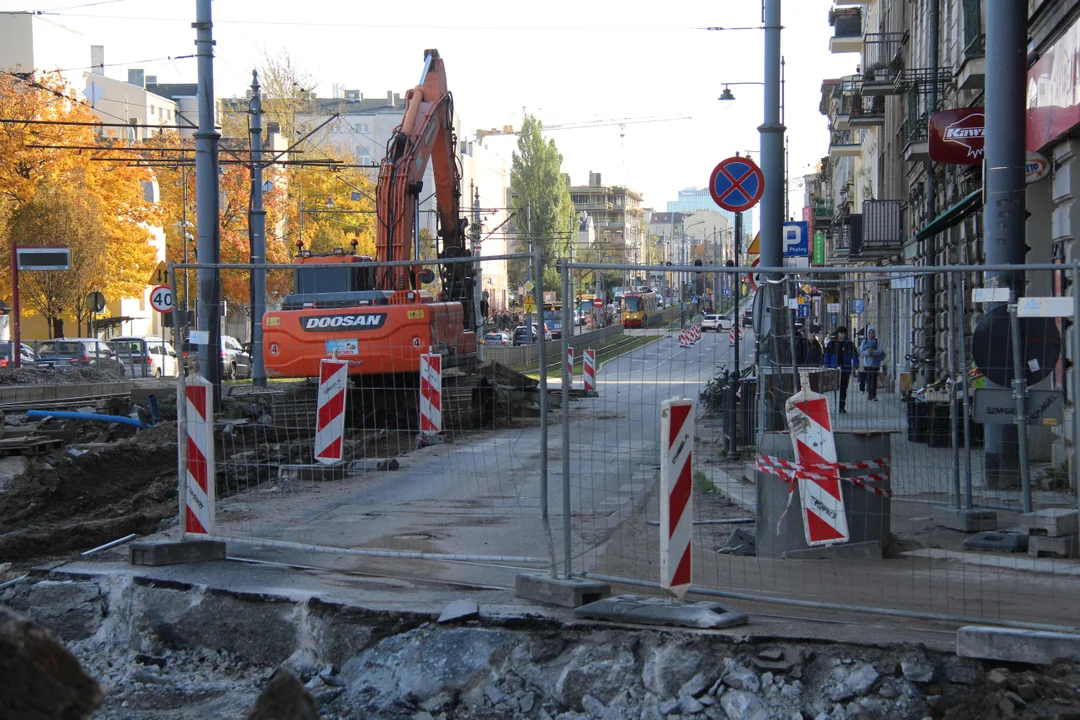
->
0, 342, 37, 367
180, 334, 252, 379
109, 336, 179, 377
34, 338, 124, 373
742, 310, 753, 328
512, 326, 537, 346
701, 314, 733, 332
483, 331, 510, 346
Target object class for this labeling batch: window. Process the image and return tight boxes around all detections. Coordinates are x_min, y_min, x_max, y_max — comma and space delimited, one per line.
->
355, 123, 370, 134
356, 145, 372, 163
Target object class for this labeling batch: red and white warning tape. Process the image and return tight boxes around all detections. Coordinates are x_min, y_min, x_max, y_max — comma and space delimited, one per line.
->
754, 454, 893, 498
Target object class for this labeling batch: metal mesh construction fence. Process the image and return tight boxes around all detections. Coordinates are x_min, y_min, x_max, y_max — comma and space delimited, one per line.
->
170, 252, 572, 586
556, 259, 1080, 631
170, 253, 1080, 629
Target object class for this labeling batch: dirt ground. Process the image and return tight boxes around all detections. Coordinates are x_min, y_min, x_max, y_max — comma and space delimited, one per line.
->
0, 424, 179, 564
0, 366, 124, 386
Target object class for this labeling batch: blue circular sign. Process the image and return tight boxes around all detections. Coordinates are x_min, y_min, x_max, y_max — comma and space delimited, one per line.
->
709, 157, 765, 213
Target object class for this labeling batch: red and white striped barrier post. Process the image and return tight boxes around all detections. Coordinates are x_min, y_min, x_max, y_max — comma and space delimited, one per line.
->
419, 352, 442, 436
679, 329, 690, 348
583, 349, 597, 394
785, 376, 850, 546
659, 398, 694, 599
566, 347, 574, 382
315, 358, 349, 464
181, 376, 215, 535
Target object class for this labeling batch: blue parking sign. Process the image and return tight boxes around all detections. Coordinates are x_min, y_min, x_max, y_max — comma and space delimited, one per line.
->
853, 299, 866, 314
782, 221, 809, 258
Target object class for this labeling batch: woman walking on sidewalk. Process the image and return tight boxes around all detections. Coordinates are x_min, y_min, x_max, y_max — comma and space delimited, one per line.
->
860, 328, 885, 402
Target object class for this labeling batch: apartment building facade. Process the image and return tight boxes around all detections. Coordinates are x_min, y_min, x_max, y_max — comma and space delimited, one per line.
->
813, 0, 1080, 468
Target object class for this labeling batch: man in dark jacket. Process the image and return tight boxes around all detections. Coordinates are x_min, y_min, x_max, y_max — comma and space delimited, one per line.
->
824, 326, 859, 413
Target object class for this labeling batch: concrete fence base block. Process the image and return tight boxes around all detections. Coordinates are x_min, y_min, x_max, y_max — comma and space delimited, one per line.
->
957, 625, 1080, 665
933, 507, 998, 533
514, 572, 610, 608
130, 540, 226, 567
1028, 533, 1079, 559
277, 464, 349, 483
781, 540, 882, 561
1020, 508, 1079, 537
574, 594, 749, 630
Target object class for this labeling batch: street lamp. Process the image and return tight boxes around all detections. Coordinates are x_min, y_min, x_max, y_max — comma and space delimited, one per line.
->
718, 58, 790, 218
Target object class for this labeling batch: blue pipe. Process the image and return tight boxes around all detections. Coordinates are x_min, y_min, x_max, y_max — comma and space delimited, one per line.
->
148, 394, 159, 426
27, 409, 145, 429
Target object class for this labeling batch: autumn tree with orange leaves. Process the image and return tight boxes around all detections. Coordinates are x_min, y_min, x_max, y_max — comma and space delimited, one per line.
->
0, 72, 159, 332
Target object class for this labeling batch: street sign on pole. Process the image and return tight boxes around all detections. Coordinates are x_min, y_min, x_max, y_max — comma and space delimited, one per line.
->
86, 291, 106, 313
150, 285, 174, 313
782, 221, 810, 257
709, 156, 765, 213
812, 231, 826, 266
973, 388, 1065, 426
852, 299, 866, 314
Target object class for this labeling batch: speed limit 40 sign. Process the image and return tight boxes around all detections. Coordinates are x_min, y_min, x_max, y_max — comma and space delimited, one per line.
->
150, 285, 174, 313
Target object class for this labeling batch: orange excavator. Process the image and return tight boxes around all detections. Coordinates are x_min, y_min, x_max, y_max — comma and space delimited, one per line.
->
263, 49, 481, 382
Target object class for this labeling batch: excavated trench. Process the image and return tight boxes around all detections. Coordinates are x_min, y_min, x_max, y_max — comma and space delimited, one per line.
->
3, 570, 1080, 720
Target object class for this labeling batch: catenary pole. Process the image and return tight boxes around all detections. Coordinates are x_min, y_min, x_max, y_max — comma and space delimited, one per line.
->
982, 0, 1028, 488
194, 0, 222, 399
249, 70, 267, 387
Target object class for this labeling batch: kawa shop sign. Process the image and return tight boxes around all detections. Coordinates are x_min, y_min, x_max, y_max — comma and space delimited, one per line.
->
929, 108, 985, 164
929, 108, 1051, 182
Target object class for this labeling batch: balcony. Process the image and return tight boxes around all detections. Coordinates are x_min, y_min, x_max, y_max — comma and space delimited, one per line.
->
897, 68, 951, 161
862, 32, 907, 95
813, 199, 835, 220
957, 0, 985, 89
829, 129, 862, 158
855, 200, 903, 256
829, 7, 863, 54
829, 213, 862, 263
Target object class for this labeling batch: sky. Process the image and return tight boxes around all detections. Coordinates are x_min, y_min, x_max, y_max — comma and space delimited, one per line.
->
4, 0, 858, 218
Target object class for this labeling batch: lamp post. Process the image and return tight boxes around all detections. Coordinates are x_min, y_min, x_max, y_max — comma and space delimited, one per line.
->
717, 56, 789, 220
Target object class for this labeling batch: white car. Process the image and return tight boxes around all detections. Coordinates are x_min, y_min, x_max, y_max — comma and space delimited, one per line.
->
701, 314, 734, 332
109, 335, 179, 377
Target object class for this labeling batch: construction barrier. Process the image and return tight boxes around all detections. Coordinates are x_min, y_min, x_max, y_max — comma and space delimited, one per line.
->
659, 398, 695, 600
419, 352, 442, 436
583, 349, 597, 394
679, 329, 691, 348
181, 376, 215, 536
566, 347, 574, 382
314, 359, 349, 464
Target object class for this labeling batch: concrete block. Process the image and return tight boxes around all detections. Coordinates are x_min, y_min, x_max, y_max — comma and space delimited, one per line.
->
130, 539, 226, 566
781, 540, 882, 561
1027, 533, 1079, 559
1020, 508, 1079, 537
514, 572, 610, 608
933, 506, 998, 533
277, 464, 349, 483
574, 594, 748, 630
957, 625, 1080, 665
347, 458, 399, 473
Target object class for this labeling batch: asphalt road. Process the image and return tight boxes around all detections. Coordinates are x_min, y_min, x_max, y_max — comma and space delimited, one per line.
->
218, 320, 756, 588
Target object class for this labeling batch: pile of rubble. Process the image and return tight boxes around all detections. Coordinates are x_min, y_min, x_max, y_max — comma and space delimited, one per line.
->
0, 366, 123, 386
6, 573, 1080, 720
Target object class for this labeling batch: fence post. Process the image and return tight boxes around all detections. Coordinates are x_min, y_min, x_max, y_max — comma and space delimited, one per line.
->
1008, 301, 1033, 514
172, 263, 189, 534
948, 267, 962, 508
560, 259, 573, 579
536, 247, 557, 578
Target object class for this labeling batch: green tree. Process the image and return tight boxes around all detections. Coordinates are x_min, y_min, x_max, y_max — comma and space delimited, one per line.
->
510, 115, 576, 292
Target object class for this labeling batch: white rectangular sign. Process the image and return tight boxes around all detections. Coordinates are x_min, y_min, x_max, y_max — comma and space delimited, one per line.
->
827, 303, 841, 313
188, 330, 209, 345
972, 288, 1011, 303
1017, 297, 1074, 318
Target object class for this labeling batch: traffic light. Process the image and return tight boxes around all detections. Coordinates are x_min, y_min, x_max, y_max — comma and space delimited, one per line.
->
665, 261, 672, 267
694, 258, 703, 275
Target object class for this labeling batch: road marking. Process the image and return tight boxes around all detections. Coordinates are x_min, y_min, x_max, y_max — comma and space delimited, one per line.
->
620, 483, 645, 492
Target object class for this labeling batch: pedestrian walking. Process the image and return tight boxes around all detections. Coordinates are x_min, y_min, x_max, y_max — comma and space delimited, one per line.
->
860, 328, 885, 402
824, 326, 859, 413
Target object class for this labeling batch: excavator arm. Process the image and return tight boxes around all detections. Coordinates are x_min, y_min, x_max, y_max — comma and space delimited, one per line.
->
376, 49, 476, 330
